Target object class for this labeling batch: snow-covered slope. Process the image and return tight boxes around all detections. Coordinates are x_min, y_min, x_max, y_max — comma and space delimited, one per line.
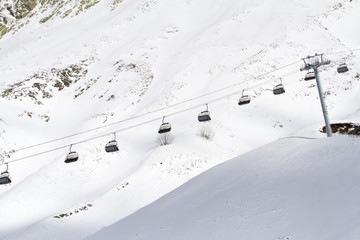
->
0, 0, 360, 239
87, 135, 360, 240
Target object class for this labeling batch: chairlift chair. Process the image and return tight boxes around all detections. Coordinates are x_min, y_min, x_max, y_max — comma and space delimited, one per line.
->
238, 90, 251, 105
337, 63, 349, 73
198, 111, 211, 122
105, 133, 119, 152
304, 71, 316, 81
198, 104, 211, 122
158, 116, 171, 134
273, 79, 285, 95
0, 164, 12, 185
65, 145, 79, 163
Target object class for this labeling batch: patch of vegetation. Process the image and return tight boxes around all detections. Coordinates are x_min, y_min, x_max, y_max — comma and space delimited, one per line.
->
7, 0, 38, 19
40, 0, 51, 5
91, 112, 114, 124
93, 59, 154, 103
321, 123, 360, 136
0, 0, 38, 37
54, 80, 64, 91
18, 110, 34, 118
1, 78, 51, 103
0, 150, 13, 163
39, 14, 54, 23
36, 0, 101, 24
157, 133, 174, 146
112, 0, 124, 10
54, 203, 93, 219
113, 60, 154, 99
74, 76, 99, 99
273, 121, 284, 128
107, 94, 116, 101
18, 111, 50, 122
198, 124, 215, 140
1, 80, 30, 99
114, 61, 137, 72
62, 9, 72, 18
1, 88, 14, 98
0, 24, 8, 37
1, 61, 89, 104
17, 0, 37, 18
117, 181, 129, 190
77, 0, 100, 14
40, 114, 50, 122
84, 0, 100, 10
27, 1, 37, 11
0, 23, 16, 38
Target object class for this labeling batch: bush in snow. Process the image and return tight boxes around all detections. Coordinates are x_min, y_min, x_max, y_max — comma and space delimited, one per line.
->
198, 124, 215, 140
157, 133, 174, 146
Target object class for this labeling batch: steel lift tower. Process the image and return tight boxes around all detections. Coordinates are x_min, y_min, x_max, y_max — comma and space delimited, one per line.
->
301, 53, 332, 137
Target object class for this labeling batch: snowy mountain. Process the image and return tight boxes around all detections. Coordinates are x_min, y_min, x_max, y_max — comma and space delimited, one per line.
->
0, 0, 359, 239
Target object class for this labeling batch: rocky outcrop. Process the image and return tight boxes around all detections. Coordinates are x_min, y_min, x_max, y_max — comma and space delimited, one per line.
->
0, 0, 37, 37
0, 0, 102, 38
0, 0, 36, 22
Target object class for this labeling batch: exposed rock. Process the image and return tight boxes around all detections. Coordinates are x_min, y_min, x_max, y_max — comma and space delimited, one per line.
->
0, 0, 101, 37
1, 61, 89, 104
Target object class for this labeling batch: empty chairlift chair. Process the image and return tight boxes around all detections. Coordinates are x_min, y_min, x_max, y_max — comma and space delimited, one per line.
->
198, 104, 211, 122
105, 133, 119, 153
0, 164, 11, 185
65, 144, 79, 163
337, 63, 349, 73
273, 79, 285, 95
158, 116, 171, 134
304, 71, 316, 81
238, 90, 251, 105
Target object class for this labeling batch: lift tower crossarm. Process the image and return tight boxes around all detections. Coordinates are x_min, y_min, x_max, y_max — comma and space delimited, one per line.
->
301, 53, 331, 71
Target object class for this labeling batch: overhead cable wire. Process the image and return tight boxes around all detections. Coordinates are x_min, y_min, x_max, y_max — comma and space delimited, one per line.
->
13, 59, 302, 153
1, 69, 304, 166
6, 47, 360, 162
325, 48, 360, 56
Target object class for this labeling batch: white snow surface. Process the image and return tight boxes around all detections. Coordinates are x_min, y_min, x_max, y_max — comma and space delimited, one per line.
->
0, 0, 359, 239
87, 135, 360, 240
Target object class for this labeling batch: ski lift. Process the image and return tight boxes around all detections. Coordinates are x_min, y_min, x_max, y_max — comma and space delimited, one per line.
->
0, 163, 11, 185
273, 79, 285, 95
238, 90, 251, 105
337, 63, 349, 73
65, 144, 79, 163
198, 104, 211, 122
158, 116, 171, 134
105, 133, 119, 152
304, 70, 316, 81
